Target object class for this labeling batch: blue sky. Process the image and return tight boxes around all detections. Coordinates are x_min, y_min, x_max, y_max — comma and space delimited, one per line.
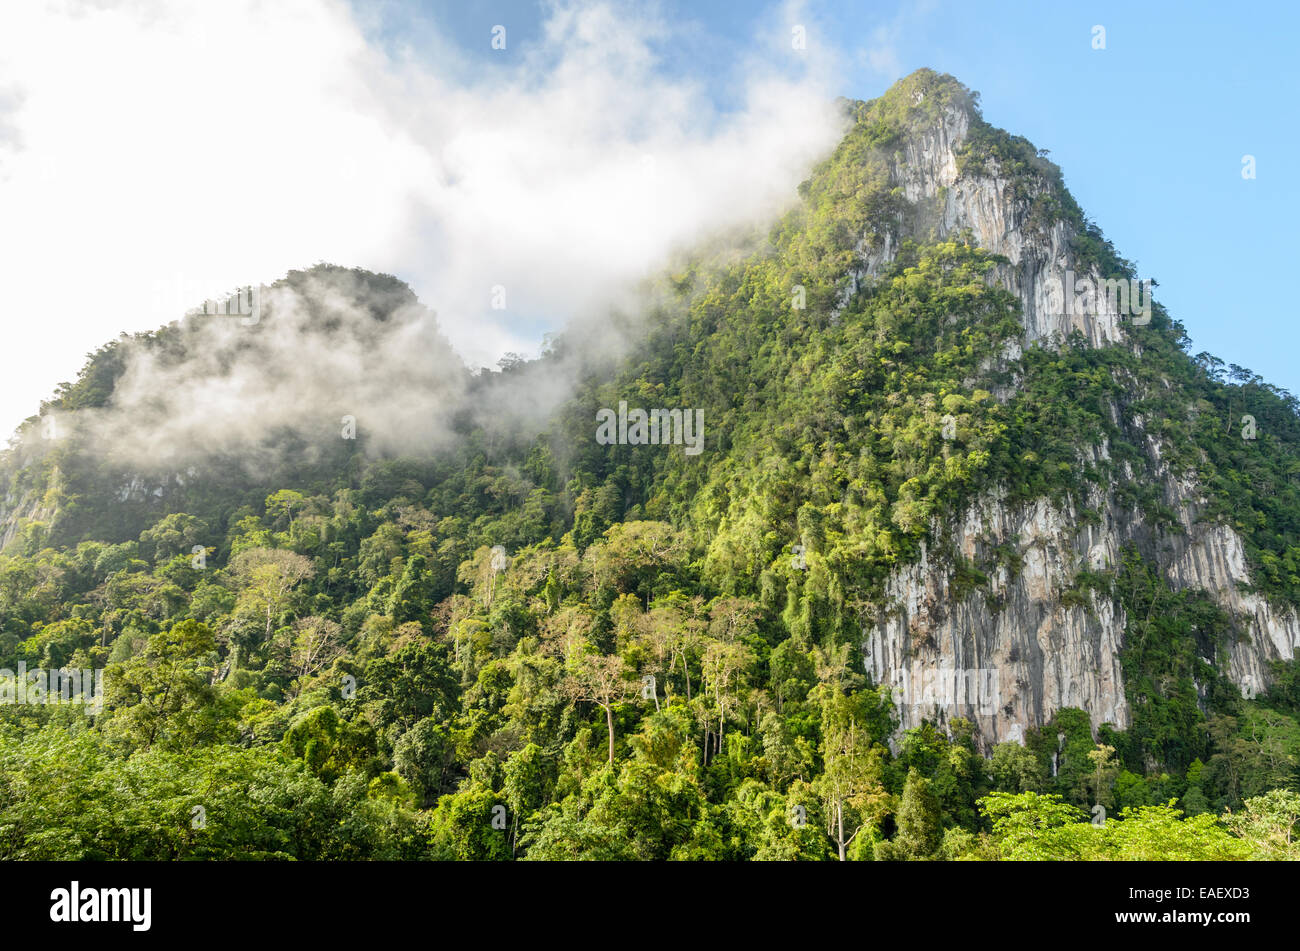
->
0, 1, 1294, 439
388, 0, 1300, 393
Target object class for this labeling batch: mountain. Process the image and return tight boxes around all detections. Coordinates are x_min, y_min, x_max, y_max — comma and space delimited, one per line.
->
2, 69, 1299, 860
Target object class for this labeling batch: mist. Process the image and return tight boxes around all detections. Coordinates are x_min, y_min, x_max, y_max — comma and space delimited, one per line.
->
0, 0, 846, 463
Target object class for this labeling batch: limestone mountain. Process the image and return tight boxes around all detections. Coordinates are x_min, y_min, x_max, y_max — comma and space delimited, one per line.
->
2, 69, 1298, 860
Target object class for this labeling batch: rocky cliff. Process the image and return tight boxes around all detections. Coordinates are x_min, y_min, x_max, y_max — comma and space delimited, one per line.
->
851, 80, 1298, 749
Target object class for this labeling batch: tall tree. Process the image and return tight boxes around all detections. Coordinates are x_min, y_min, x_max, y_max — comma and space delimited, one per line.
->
563, 648, 634, 764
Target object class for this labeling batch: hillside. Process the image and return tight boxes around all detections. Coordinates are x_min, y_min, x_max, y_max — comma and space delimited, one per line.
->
2, 69, 1299, 860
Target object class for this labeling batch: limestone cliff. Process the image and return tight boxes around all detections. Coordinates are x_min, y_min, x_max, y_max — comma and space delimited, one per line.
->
852, 81, 1297, 749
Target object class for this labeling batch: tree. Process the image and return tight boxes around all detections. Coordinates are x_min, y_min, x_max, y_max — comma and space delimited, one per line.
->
1086, 743, 1120, 810
0, 726, 402, 860
989, 741, 1046, 792
977, 791, 1251, 860
563, 647, 634, 765
759, 711, 813, 789
769, 637, 815, 712
426, 787, 512, 861
583, 521, 688, 605
393, 718, 453, 806
230, 547, 314, 644
700, 637, 756, 756
360, 641, 459, 735
387, 554, 437, 624
102, 619, 228, 753
139, 513, 206, 563
877, 768, 942, 860
1224, 789, 1300, 859
282, 705, 377, 784
816, 691, 891, 860
502, 743, 556, 855
264, 490, 306, 534
977, 791, 1089, 860
289, 615, 344, 687
1100, 803, 1249, 861
357, 524, 405, 587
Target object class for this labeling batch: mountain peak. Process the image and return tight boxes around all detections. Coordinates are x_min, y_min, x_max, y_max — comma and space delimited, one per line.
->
856, 68, 981, 124
798, 70, 1135, 349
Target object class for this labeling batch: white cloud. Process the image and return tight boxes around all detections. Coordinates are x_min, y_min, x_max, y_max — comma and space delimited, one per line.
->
0, 0, 845, 441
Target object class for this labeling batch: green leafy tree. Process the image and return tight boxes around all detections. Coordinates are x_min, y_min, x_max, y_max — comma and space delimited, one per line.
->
877, 768, 942, 860
102, 620, 230, 753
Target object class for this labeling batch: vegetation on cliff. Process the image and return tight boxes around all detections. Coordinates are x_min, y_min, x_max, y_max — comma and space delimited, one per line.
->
2, 71, 1298, 860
